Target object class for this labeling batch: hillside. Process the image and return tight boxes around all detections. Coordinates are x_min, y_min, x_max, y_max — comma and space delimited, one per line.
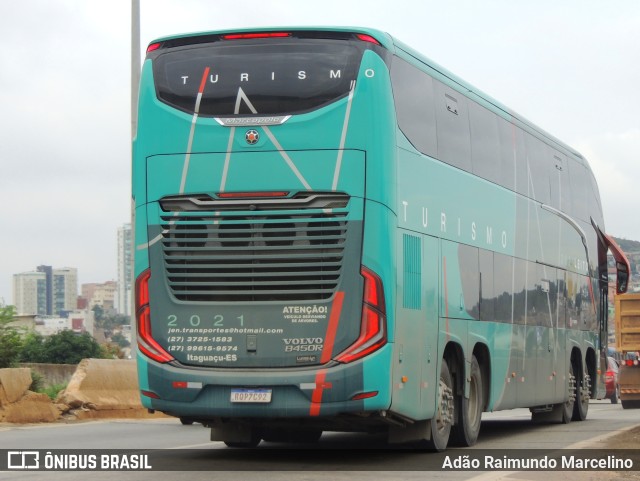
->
613, 237, 640, 253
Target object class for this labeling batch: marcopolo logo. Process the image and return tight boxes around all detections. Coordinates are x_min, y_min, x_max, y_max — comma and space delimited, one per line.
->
245, 129, 259, 145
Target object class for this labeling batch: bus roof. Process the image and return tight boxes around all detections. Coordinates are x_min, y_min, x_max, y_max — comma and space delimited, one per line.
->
147, 26, 588, 168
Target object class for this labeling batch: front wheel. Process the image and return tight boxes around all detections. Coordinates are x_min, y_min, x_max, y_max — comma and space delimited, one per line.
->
451, 355, 483, 446
425, 358, 454, 451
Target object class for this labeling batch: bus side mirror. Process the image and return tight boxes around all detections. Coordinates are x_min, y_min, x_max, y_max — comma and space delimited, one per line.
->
597, 228, 631, 295
617, 261, 629, 294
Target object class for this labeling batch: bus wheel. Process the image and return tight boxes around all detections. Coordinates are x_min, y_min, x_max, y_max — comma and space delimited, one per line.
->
560, 363, 576, 423
451, 355, 483, 446
572, 368, 590, 421
426, 359, 454, 451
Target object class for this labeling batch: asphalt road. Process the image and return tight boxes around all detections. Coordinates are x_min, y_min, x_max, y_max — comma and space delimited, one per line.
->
0, 400, 637, 481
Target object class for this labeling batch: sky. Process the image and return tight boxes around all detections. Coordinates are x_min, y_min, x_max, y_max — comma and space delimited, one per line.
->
0, 0, 638, 304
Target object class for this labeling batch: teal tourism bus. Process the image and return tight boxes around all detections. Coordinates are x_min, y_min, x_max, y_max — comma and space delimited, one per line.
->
133, 27, 630, 450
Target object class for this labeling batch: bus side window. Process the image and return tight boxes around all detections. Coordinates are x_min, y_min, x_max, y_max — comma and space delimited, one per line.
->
568, 159, 588, 221
586, 168, 603, 227
434, 80, 472, 172
479, 249, 495, 323
390, 56, 437, 158
549, 151, 570, 213
458, 243, 480, 319
469, 101, 501, 185
493, 252, 514, 323
524, 133, 551, 205
513, 257, 528, 325
498, 119, 527, 195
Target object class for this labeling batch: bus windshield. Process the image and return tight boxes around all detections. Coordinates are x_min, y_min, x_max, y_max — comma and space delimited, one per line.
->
153, 39, 365, 116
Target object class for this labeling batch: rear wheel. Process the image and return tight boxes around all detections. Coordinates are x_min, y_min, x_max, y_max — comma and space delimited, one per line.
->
425, 359, 454, 451
561, 363, 577, 423
572, 365, 590, 421
451, 355, 483, 446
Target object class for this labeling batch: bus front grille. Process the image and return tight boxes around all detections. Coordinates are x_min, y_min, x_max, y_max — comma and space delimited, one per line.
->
159, 196, 349, 302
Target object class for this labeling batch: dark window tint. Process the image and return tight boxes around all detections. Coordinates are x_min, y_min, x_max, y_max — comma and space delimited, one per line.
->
557, 271, 567, 329
587, 168, 603, 227
153, 39, 365, 116
513, 257, 527, 325
568, 159, 588, 220
512, 127, 529, 196
494, 252, 514, 323
391, 57, 437, 157
469, 101, 501, 184
458, 243, 479, 319
497, 117, 518, 191
526, 263, 553, 328
524, 132, 550, 205
434, 80, 472, 172
479, 249, 495, 322
548, 151, 571, 214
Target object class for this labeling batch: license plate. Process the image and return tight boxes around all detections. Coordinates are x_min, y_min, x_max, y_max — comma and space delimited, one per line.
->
230, 388, 272, 403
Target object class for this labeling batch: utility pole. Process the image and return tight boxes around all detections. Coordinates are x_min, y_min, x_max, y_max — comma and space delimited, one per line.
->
130, 0, 140, 354
131, 0, 140, 140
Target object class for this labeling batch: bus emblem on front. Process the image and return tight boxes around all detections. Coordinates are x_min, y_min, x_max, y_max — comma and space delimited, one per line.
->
245, 130, 259, 145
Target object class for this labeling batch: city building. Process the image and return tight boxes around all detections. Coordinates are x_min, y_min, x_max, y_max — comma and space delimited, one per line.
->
81, 281, 117, 312
12, 271, 46, 315
53, 267, 78, 316
12, 266, 78, 316
117, 223, 133, 316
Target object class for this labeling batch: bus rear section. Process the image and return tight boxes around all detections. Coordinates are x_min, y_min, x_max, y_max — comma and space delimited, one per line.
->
133, 29, 396, 445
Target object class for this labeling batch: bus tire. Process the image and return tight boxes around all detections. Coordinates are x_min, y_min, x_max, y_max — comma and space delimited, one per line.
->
559, 363, 576, 424
426, 358, 454, 451
572, 366, 590, 421
451, 355, 483, 446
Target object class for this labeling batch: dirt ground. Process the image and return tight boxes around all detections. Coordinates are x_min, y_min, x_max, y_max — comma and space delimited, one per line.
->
605, 425, 640, 449
595, 425, 640, 480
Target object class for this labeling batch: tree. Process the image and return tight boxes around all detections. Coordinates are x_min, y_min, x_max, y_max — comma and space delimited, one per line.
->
19, 330, 107, 365
94, 308, 130, 332
40, 330, 105, 364
0, 305, 22, 368
92, 305, 105, 323
110, 332, 130, 349
19, 332, 46, 363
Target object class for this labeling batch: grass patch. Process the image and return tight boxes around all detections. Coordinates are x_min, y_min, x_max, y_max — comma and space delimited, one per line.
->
40, 383, 67, 400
